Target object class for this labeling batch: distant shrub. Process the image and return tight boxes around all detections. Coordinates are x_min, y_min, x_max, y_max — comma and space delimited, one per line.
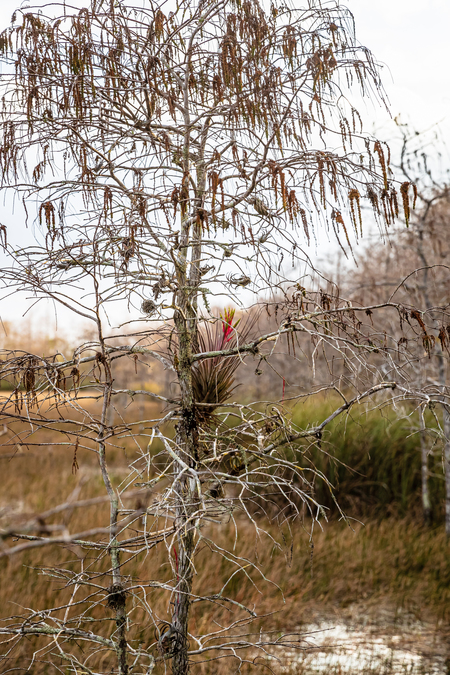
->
290, 398, 444, 521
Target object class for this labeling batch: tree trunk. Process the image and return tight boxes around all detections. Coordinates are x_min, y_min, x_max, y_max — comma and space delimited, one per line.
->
171, 306, 199, 674
419, 407, 432, 525
171, 471, 196, 675
444, 407, 450, 537
434, 349, 450, 536
97, 342, 129, 675
99, 438, 129, 675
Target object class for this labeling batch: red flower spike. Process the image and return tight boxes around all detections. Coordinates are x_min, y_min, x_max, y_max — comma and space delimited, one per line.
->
221, 307, 239, 343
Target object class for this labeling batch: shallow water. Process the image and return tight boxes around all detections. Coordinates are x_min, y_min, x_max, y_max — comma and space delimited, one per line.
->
273, 615, 449, 674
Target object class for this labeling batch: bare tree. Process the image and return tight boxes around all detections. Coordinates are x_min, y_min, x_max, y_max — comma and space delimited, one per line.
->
339, 122, 450, 528
396, 126, 450, 532
0, 1, 428, 673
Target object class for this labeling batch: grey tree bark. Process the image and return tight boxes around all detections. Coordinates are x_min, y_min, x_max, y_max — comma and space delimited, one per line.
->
419, 405, 432, 525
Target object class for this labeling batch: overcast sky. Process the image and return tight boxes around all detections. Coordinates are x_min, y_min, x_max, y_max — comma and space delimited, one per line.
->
0, 1, 448, 337
346, 0, 450, 140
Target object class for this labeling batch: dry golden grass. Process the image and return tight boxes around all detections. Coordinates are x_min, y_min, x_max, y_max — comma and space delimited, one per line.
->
1, 420, 450, 673
1, 391, 450, 673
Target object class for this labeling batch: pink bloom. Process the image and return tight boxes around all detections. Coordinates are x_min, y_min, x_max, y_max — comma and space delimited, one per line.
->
221, 308, 237, 343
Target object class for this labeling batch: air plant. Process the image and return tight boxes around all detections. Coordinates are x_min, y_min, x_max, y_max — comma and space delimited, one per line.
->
192, 308, 253, 424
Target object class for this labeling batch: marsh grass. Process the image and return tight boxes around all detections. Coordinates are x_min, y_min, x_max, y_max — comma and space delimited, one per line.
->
3, 505, 450, 673
290, 396, 444, 520
1, 396, 449, 672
